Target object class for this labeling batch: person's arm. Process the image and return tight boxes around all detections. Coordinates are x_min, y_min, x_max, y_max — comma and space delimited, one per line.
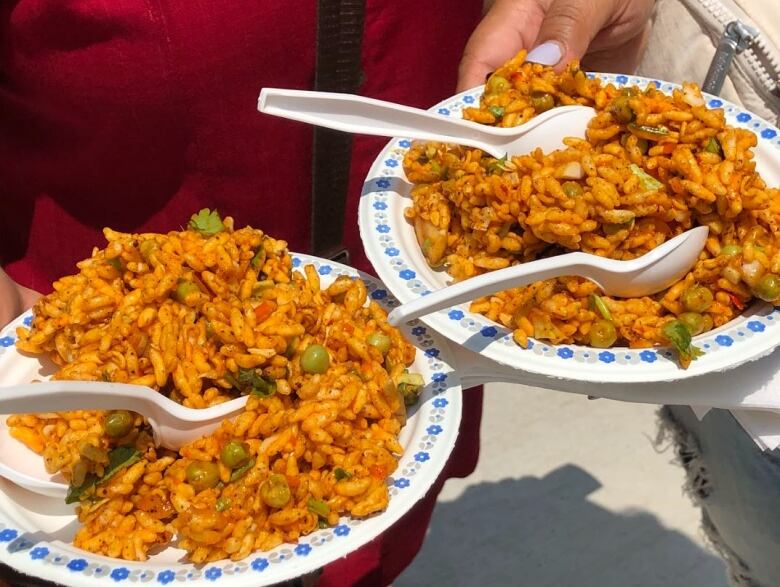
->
458, 0, 656, 91
0, 266, 40, 327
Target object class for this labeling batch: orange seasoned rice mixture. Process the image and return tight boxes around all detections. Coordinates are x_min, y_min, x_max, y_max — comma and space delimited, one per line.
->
404, 50, 780, 367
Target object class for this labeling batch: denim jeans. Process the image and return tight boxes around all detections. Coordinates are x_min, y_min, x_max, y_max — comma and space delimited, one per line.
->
662, 406, 780, 586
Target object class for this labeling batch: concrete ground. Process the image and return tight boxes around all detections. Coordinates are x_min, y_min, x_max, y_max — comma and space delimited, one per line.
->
397, 383, 730, 587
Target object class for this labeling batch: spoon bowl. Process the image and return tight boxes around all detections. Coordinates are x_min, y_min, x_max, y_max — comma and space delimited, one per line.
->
258, 88, 596, 159
387, 226, 709, 327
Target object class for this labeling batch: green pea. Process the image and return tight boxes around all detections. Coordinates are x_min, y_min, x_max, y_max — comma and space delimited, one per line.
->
301, 344, 329, 374
589, 319, 617, 348
561, 181, 583, 198
755, 273, 780, 302
104, 411, 134, 438
260, 474, 291, 508
366, 332, 392, 357
530, 91, 555, 113
220, 440, 250, 469
486, 74, 511, 94
678, 312, 705, 336
681, 285, 714, 313
186, 461, 220, 492
174, 280, 199, 303
720, 245, 742, 256
215, 496, 232, 512
610, 95, 635, 123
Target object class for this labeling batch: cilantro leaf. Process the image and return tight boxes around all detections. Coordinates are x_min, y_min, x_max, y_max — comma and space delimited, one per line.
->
188, 209, 225, 237
65, 446, 141, 504
232, 367, 277, 398
663, 320, 704, 369
229, 458, 255, 482
334, 468, 352, 481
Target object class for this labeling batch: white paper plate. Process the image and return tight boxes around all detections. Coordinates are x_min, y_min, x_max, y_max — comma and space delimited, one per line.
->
359, 74, 780, 384
0, 254, 462, 586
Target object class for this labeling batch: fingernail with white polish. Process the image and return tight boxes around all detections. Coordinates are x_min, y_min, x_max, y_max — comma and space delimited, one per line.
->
526, 41, 563, 66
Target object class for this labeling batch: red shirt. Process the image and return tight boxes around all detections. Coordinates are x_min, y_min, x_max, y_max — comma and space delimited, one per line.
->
0, 1, 483, 584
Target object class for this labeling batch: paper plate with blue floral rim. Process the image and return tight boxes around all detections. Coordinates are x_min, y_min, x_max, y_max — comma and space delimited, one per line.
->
0, 254, 462, 586
359, 74, 780, 384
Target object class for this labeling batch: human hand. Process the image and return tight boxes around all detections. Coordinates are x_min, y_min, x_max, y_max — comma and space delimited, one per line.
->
0, 268, 40, 327
458, 0, 656, 91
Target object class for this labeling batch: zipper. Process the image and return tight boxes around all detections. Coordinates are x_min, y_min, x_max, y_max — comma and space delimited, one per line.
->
696, 0, 780, 99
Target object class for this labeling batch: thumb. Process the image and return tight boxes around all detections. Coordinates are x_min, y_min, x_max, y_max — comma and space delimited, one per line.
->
526, 0, 616, 69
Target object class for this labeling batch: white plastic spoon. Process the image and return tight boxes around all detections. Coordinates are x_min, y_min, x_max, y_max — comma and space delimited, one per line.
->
0, 381, 248, 498
258, 88, 596, 158
388, 227, 709, 327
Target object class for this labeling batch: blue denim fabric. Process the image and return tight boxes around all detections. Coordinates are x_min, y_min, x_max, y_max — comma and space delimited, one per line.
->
665, 406, 780, 587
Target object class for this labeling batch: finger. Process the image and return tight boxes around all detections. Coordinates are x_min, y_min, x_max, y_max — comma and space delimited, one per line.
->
19, 285, 42, 310
457, 0, 544, 92
526, 0, 617, 70
582, 22, 651, 74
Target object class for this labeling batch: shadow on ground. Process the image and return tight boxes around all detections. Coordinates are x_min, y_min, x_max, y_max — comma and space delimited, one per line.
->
396, 464, 728, 587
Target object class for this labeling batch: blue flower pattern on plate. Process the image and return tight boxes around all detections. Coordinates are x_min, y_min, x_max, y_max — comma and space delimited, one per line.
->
394, 478, 410, 489
30, 547, 48, 560
437, 108, 450, 115
205, 567, 222, 581
432, 373, 447, 382
67, 559, 87, 571
318, 265, 332, 275
463, 95, 475, 104
639, 350, 657, 363
598, 351, 616, 364
334, 525, 351, 537
384, 159, 398, 168
111, 567, 130, 582
0, 336, 14, 348
716, 335, 734, 347
23, 316, 33, 327
433, 398, 448, 408
411, 326, 426, 336
448, 310, 464, 320
157, 570, 175, 584
376, 224, 390, 234
0, 529, 17, 541
556, 348, 574, 359
399, 269, 416, 280
480, 326, 497, 338
377, 178, 391, 189
373, 201, 387, 210
252, 558, 269, 572
762, 128, 777, 139
295, 544, 312, 556
414, 452, 430, 463
292, 258, 301, 268
399, 139, 411, 148
424, 348, 439, 358
737, 112, 751, 122
384, 247, 399, 257
427, 424, 443, 435
748, 321, 765, 333
371, 289, 387, 300
709, 99, 723, 108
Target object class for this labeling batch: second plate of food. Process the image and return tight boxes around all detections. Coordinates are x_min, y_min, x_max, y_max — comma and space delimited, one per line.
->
359, 61, 780, 383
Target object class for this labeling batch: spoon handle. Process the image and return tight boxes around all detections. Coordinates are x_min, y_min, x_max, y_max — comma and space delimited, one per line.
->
258, 88, 504, 156
0, 382, 159, 415
387, 252, 592, 327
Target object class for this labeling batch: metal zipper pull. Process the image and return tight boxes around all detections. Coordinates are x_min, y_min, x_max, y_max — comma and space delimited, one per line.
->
703, 21, 760, 96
